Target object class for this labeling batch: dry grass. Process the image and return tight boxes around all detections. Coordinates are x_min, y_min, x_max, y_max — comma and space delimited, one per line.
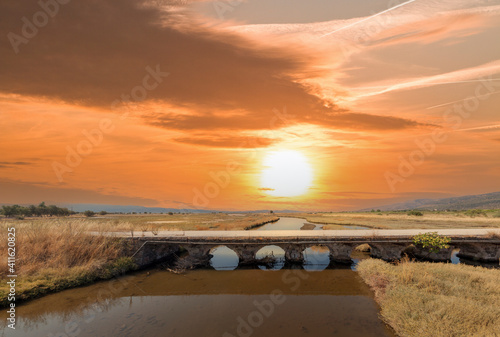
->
12, 213, 279, 232
357, 258, 500, 337
0, 213, 278, 305
279, 212, 500, 230
353, 243, 371, 252
0, 219, 136, 307
486, 230, 500, 240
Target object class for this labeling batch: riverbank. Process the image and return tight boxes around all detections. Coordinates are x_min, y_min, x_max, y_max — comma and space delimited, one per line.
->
0, 220, 139, 308
243, 216, 279, 230
0, 215, 279, 307
357, 258, 500, 337
275, 211, 500, 230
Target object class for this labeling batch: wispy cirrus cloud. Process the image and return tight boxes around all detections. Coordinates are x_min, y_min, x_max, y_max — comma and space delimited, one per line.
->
0, 161, 33, 169
0, 0, 430, 135
351, 61, 500, 99
174, 134, 277, 148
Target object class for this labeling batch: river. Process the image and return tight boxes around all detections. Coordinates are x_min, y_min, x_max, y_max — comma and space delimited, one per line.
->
0, 218, 391, 336
0, 267, 395, 337
255, 217, 369, 231
3, 217, 495, 336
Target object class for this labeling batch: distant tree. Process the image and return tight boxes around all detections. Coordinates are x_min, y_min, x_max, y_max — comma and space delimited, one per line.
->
38, 201, 48, 216
1, 205, 17, 217
377, 209, 381, 212
371, 209, 375, 212
29, 204, 37, 216
168, 212, 173, 215
83, 210, 95, 217
407, 210, 424, 216
21, 206, 32, 217
47, 204, 59, 216
269, 210, 274, 214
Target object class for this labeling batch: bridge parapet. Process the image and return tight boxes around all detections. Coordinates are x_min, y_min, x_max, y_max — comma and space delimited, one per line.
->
120, 232, 500, 268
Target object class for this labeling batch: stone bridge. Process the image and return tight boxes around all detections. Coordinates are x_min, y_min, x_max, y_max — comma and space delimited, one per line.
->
109, 229, 500, 268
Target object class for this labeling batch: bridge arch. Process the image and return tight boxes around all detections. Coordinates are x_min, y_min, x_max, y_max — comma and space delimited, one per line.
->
303, 245, 330, 271
350, 243, 372, 261
255, 245, 286, 270
209, 245, 239, 270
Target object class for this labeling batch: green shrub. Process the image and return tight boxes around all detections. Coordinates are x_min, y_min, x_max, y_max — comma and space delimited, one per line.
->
491, 211, 500, 218
407, 210, 423, 216
412, 232, 450, 253
464, 209, 487, 217
83, 210, 95, 217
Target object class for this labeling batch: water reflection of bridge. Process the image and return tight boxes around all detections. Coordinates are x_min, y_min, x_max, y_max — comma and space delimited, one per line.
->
114, 229, 500, 267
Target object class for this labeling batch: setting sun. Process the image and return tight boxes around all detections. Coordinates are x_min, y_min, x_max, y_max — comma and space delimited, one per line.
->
260, 150, 314, 197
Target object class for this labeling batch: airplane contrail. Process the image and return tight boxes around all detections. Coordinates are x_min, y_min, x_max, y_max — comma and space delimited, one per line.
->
455, 124, 500, 132
354, 79, 500, 99
320, 0, 418, 38
426, 89, 500, 109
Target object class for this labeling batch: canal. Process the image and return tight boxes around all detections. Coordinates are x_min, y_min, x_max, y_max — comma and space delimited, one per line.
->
255, 217, 369, 231
0, 266, 396, 337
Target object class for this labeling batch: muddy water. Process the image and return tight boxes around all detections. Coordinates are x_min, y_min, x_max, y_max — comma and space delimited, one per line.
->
0, 267, 395, 337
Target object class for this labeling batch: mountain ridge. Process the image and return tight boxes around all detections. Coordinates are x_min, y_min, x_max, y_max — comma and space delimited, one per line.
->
362, 191, 500, 211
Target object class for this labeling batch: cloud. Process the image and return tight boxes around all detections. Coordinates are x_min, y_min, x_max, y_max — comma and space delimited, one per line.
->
0, 161, 34, 169
0, 1, 329, 117
352, 61, 500, 99
0, 0, 428, 133
370, 9, 497, 48
174, 134, 276, 148
0, 179, 160, 205
147, 108, 430, 131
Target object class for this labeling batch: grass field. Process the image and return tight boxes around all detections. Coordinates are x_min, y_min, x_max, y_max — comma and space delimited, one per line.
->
0, 219, 137, 307
357, 258, 500, 337
5, 213, 279, 232
277, 211, 500, 230
1, 211, 497, 307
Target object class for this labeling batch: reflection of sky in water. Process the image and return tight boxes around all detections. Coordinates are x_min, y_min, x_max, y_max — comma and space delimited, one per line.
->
7, 295, 395, 337
256, 245, 286, 270
0, 268, 397, 337
256, 217, 322, 230
209, 246, 239, 270
451, 249, 460, 264
256, 217, 370, 231
303, 246, 330, 271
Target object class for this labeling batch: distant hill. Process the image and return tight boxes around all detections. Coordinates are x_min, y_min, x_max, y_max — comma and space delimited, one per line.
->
0, 202, 300, 214
61, 204, 211, 213
59, 204, 299, 214
363, 192, 500, 211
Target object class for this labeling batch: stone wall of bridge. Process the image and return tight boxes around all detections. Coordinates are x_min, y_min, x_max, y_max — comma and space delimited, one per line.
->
123, 237, 500, 268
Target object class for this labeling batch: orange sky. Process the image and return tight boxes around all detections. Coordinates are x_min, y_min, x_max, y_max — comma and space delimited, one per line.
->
1, 0, 500, 211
